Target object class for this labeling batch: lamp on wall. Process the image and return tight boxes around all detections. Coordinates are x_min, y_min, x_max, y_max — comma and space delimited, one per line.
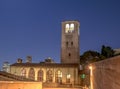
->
89, 65, 93, 89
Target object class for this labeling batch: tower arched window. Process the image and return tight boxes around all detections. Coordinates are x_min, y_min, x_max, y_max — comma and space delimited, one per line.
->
65, 24, 70, 33
21, 68, 26, 77
70, 23, 74, 32
28, 68, 35, 80
55, 70, 62, 83
37, 70, 44, 81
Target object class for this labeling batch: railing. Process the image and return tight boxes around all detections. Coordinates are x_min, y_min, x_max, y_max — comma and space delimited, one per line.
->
43, 82, 82, 88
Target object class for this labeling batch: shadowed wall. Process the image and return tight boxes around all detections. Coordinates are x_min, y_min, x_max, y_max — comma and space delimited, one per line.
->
91, 55, 120, 89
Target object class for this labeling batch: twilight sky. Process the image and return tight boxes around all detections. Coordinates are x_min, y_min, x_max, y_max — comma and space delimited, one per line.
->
0, 0, 120, 69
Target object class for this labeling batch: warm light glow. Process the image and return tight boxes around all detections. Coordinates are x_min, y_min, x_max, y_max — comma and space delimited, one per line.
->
89, 66, 93, 89
70, 23, 74, 32
65, 23, 74, 33
21, 68, 26, 77
67, 74, 71, 78
65, 24, 69, 33
89, 66, 92, 70
58, 70, 62, 77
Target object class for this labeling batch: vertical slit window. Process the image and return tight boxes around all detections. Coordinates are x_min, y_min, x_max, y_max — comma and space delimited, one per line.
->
71, 42, 73, 46
66, 42, 68, 47
69, 53, 71, 57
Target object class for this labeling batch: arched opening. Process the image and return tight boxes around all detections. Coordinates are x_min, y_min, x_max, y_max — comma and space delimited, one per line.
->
66, 74, 71, 83
21, 68, 26, 77
28, 68, 35, 80
55, 70, 62, 83
46, 70, 53, 82
65, 24, 69, 33
70, 23, 74, 32
37, 70, 44, 81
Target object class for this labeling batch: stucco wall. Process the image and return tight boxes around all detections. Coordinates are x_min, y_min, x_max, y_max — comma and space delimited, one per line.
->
90, 55, 120, 89
0, 81, 42, 89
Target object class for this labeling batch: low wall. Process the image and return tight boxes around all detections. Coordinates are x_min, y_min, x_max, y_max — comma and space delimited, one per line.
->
0, 81, 42, 89
91, 55, 120, 89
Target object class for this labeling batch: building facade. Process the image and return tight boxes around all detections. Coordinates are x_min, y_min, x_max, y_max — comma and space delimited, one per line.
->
2, 62, 10, 73
10, 20, 80, 85
10, 62, 79, 84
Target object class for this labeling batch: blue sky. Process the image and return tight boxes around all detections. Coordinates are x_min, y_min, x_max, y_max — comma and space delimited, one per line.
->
0, 0, 120, 69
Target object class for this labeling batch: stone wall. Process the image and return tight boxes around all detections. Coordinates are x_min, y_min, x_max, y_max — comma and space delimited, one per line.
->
0, 81, 42, 89
90, 55, 120, 89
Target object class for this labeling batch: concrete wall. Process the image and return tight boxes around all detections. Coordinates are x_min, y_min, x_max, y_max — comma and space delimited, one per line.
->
0, 81, 42, 89
90, 55, 120, 89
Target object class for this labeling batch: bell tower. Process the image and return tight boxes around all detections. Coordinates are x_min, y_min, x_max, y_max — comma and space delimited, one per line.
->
61, 20, 80, 64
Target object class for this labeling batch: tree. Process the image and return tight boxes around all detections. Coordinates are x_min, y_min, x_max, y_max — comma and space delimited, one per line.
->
80, 50, 101, 65
101, 45, 114, 58
80, 45, 115, 65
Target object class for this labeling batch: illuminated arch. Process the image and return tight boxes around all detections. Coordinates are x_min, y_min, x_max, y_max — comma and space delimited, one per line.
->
37, 70, 44, 81
21, 68, 26, 77
55, 70, 62, 83
66, 74, 71, 83
70, 23, 74, 32
65, 24, 70, 33
28, 68, 35, 80
46, 69, 53, 82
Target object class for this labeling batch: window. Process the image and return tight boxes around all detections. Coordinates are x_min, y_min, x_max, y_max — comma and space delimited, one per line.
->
65, 23, 74, 33
70, 23, 74, 32
21, 68, 26, 77
69, 53, 71, 57
37, 70, 44, 81
28, 68, 35, 80
66, 74, 71, 83
71, 42, 73, 46
65, 24, 69, 33
66, 42, 68, 47
46, 70, 53, 82
55, 70, 62, 83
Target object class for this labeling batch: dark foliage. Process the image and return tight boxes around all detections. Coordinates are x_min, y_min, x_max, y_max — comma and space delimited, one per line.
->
80, 45, 115, 65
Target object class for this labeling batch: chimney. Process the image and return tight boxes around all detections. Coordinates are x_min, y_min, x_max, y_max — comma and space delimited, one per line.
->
17, 58, 22, 63
26, 56, 32, 63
